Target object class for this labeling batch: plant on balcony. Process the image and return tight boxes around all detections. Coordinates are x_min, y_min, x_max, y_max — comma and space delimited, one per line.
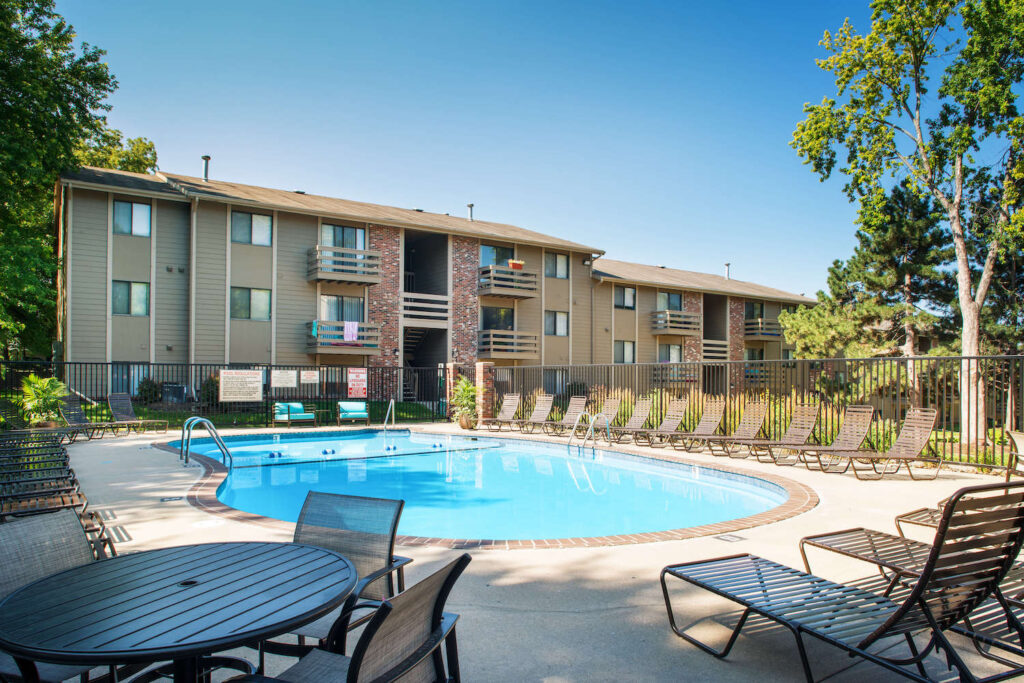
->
451, 376, 478, 429
506, 259, 525, 270
19, 373, 68, 427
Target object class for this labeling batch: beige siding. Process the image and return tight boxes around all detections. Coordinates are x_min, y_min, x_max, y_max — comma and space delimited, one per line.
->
112, 316, 150, 361
275, 212, 317, 364
69, 189, 108, 362
544, 250, 571, 363
112, 235, 151, 282
589, 274, 613, 364
230, 320, 271, 362
515, 243, 543, 342
193, 203, 227, 363
636, 286, 657, 363
154, 200, 190, 363
231, 243, 272, 288
613, 299, 636, 340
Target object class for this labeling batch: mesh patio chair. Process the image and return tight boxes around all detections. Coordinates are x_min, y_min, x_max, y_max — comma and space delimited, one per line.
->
667, 399, 726, 452
836, 407, 939, 480
259, 492, 412, 664
702, 401, 768, 457
106, 393, 169, 433
633, 397, 692, 448
662, 481, 1024, 682
513, 395, 554, 434
774, 404, 874, 468
609, 397, 653, 443
479, 393, 520, 432
0, 400, 76, 444
540, 395, 589, 436
60, 395, 130, 439
595, 397, 622, 427
235, 554, 471, 683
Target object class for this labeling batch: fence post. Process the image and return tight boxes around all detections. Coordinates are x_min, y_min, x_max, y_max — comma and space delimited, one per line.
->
475, 361, 495, 421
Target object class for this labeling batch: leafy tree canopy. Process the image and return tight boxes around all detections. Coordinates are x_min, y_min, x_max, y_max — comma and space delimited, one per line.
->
76, 125, 157, 174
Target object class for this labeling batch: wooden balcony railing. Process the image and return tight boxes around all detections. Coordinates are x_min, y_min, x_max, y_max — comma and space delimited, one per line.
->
650, 310, 701, 335
702, 339, 730, 361
477, 266, 539, 299
744, 318, 784, 339
306, 321, 381, 355
400, 292, 450, 329
307, 246, 382, 284
478, 330, 540, 359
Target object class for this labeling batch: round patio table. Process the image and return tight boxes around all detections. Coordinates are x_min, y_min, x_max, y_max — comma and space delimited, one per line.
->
0, 542, 356, 683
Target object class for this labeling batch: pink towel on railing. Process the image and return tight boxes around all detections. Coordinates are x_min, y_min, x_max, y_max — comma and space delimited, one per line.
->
343, 320, 359, 342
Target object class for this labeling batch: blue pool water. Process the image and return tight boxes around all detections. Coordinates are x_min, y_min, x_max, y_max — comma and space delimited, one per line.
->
175, 430, 787, 540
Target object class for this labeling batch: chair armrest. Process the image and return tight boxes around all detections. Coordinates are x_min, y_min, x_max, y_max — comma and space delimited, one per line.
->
375, 613, 460, 680
352, 555, 413, 598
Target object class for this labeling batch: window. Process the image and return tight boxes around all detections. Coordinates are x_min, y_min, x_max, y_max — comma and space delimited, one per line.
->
782, 348, 795, 361
544, 311, 568, 336
321, 224, 365, 250
481, 306, 514, 331
614, 286, 636, 310
230, 287, 271, 320
744, 347, 765, 361
544, 252, 568, 278
543, 368, 567, 394
112, 201, 151, 237
320, 295, 364, 322
111, 281, 149, 316
614, 340, 635, 364
657, 291, 682, 311
744, 301, 765, 320
231, 211, 272, 246
480, 244, 514, 268
658, 343, 682, 363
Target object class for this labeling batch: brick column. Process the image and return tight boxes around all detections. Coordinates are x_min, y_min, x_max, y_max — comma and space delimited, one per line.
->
450, 235, 479, 364
444, 362, 458, 417
475, 361, 495, 420
683, 291, 703, 362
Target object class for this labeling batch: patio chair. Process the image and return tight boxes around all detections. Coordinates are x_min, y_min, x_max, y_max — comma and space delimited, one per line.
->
0, 400, 76, 444
512, 394, 554, 434
237, 554, 471, 683
107, 392, 169, 433
609, 397, 653, 443
701, 401, 768, 457
60, 394, 130, 438
273, 401, 317, 427
633, 397, 692, 448
595, 396, 622, 427
259, 492, 412, 663
661, 480, 1024, 682
479, 393, 521, 431
774, 404, 874, 469
336, 401, 370, 425
667, 399, 727, 452
829, 407, 939, 480
540, 395, 589, 436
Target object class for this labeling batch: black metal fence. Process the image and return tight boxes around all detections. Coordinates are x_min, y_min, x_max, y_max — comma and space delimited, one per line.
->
492, 355, 1024, 468
0, 361, 449, 428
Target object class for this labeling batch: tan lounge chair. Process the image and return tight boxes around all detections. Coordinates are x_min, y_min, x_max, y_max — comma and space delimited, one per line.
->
774, 404, 874, 468
514, 395, 555, 434
633, 397, 691, 448
839, 407, 939, 479
668, 399, 726, 452
703, 401, 768, 456
479, 393, 521, 432
541, 396, 589, 436
609, 397, 653, 443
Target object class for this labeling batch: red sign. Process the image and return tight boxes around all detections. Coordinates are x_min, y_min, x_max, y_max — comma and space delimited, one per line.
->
348, 368, 367, 398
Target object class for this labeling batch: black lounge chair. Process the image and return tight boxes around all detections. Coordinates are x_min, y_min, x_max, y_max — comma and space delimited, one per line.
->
60, 394, 130, 439
703, 401, 768, 457
479, 393, 520, 431
0, 400, 76, 444
107, 392, 169, 433
667, 398, 726, 452
662, 480, 1024, 682
609, 397, 653, 443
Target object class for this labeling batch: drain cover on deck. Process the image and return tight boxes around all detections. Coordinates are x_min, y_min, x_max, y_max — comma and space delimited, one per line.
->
715, 534, 745, 543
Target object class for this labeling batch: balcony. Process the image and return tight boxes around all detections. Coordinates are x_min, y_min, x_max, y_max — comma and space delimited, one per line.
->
650, 310, 701, 336
306, 321, 381, 355
401, 293, 450, 329
744, 317, 784, 340
477, 266, 539, 299
702, 339, 729, 361
307, 246, 382, 285
478, 330, 540, 359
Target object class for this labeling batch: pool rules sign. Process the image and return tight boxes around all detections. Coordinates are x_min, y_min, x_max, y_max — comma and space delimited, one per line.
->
218, 369, 264, 402
348, 368, 367, 398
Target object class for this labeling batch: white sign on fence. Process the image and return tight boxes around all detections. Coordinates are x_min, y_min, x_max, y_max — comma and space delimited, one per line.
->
348, 367, 367, 398
300, 370, 320, 384
218, 369, 264, 402
271, 370, 297, 388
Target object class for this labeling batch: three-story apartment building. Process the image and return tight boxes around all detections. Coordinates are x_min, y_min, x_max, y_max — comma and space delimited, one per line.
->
54, 166, 813, 374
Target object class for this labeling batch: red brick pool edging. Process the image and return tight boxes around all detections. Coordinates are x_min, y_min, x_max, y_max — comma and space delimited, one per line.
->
157, 434, 819, 550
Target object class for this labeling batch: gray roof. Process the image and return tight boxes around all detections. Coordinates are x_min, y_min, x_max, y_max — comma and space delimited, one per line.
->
593, 258, 816, 305
63, 166, 184, 197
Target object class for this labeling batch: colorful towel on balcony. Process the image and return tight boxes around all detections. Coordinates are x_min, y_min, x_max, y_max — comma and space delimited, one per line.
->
343, 320, 359, 342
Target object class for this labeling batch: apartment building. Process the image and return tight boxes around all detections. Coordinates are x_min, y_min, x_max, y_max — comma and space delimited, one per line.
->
54, 166, 813, 373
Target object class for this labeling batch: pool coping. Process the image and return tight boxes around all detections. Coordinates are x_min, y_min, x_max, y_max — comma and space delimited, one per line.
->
154, 429, 819, 550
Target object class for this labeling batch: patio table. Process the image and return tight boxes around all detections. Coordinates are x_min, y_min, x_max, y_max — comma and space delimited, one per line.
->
0, 541, 356, 683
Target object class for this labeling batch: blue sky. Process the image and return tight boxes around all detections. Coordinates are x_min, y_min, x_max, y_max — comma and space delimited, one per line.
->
57, 0, 873, 297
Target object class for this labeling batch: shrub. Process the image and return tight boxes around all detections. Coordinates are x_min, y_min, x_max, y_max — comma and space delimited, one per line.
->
200, 374, 219, 405
136, 377, 162, 404
450, 376, 477, 421
19, 374, 68, 424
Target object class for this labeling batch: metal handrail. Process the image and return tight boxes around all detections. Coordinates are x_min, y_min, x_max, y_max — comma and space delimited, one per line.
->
566, 412, 592, 447
180, 416, 233, 469
382, 399, 396, 431
582, 413, 611, 448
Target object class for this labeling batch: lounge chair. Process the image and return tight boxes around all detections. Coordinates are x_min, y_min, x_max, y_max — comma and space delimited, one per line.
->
739, 402, 820, 463
609, 397, 653, 443
0, 400, 76, 444
667, 399, 726, 452
273, 401, 317, 427
60, 394, 129, 438
541, 395, 589, 436
633, 397, 692, 448
833, 407, 939, 479
594, 397, 622, 426
107, 393, 169, 433
662, 480, 1024, 682
336, 400, 370, 425
774, 404, 874, 468
702, 401, 768, 457
479, 393, 521, 431
239, 554, 471, 683
513, 395, 554, 434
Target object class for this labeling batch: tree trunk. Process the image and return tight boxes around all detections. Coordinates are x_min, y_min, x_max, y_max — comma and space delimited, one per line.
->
960, 300, 986, 451
902, 272, 921, 407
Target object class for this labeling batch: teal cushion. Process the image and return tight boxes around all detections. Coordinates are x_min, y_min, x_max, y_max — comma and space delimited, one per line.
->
290, 412, 315, 421
339, 412, 369, 419
337, 402, 368, 417
274, 403, 311, 420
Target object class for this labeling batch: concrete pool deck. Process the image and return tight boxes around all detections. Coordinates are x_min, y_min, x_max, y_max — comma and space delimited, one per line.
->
68, 424, 1017, 681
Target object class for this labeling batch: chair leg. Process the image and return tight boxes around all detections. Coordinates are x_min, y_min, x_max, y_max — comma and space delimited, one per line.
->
445, 627, 461, 683
661, 571, 750, 658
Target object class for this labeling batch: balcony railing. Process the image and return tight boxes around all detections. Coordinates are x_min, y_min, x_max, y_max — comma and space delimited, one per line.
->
650, 310, 701, 335
744, 318, 784, 339
702, 339, 729, 361
477, 266, 539, 299
307, 246, 382, 284
478, 330, 540, 359
306, 321, 381, 355
401, 292, 450, 329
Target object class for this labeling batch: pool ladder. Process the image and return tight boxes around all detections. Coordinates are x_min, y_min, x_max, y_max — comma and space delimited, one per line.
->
180, 416, 234, 469
382, 399, 396, 431
567, 412, 611, 449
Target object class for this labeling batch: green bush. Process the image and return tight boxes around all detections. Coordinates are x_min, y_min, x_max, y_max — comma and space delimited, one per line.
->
19, 374, 68, 424
450, 376, 477, 421
136, 377, 162, 404
200, 374, 219, 405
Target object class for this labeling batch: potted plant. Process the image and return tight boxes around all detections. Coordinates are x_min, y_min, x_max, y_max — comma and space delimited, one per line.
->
450, 376, 478, 429
19, 374, 68, 428
506, 258, 525, 270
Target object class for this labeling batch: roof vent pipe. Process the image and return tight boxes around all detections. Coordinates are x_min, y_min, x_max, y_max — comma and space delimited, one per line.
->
467, 203, 474, 221
201, 155, 211, 182
724, 262, 731, 280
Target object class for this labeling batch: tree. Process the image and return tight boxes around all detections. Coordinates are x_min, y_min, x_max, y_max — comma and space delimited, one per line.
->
0, 0, 116, 356
76, 125, 157, 173
792, 0, 1024, 444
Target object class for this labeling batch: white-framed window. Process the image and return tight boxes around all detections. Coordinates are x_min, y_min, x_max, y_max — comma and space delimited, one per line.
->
231, 211, 272, 246
658, 343, 682, 363
544, 311, 569, 336
320, 295, 364, 322
657, 291, 682, 311
230, 287, 271, 320
544, 252, 568, 279
321, 224, 365, 250
614, 286, 636, 310
614, 340, 635, 364
112, 201, 151, 237
111, 280, 149, 316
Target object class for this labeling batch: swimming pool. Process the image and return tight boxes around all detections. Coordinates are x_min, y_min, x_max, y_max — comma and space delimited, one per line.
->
175, 429, 789, 542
